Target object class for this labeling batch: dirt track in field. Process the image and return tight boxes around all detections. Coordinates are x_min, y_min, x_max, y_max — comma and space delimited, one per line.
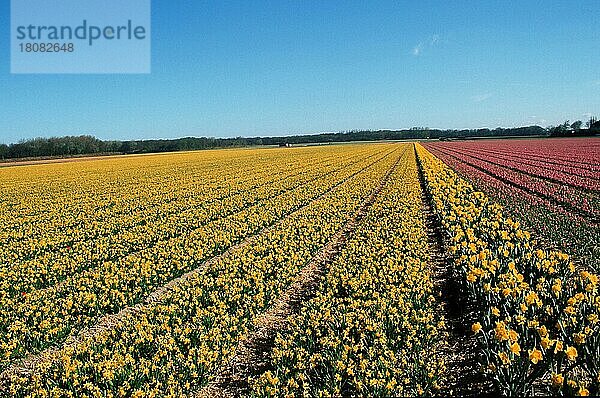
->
195, 148, 404, 398
414, 145, 493, 397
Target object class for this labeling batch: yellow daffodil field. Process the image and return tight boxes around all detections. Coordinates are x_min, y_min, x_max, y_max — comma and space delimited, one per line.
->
0, 142, 598, 397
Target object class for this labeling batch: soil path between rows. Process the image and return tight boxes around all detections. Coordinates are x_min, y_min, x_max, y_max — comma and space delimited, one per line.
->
195, 148, 404, 398
414, 145, 493, 396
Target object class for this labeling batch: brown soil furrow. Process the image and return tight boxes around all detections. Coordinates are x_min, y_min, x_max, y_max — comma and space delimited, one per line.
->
196, 147, 404, 398
414, 145, 493, 397
0, 146, 400, 391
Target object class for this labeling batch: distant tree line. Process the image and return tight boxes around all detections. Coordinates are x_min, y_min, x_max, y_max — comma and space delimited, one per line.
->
0, 122, 597, 160
0, 136, 122, 159
547, 117, 600, 137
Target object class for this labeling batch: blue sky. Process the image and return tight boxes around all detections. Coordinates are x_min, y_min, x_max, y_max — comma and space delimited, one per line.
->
0, 0, 598, 144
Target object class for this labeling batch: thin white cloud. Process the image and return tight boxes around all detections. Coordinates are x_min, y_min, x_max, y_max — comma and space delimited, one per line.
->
412, 35, 439, 56
471, 93, 493, 102
412, 43, 423, 56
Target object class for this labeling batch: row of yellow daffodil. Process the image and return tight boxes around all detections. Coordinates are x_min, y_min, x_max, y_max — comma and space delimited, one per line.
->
251, 146, 447, 397
0, 144, 381, 292
0, 145, 394, 371
0, 146, 375, 301
5, 144, 407, 397
415, 143, 599, 396
0, 149, 301, 262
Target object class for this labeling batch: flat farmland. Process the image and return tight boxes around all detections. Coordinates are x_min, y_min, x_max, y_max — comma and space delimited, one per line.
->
1, 141, 598, 397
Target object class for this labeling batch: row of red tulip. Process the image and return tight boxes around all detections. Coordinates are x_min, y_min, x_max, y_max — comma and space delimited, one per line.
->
437, 146, 600, 191
424, 143, 599, 219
